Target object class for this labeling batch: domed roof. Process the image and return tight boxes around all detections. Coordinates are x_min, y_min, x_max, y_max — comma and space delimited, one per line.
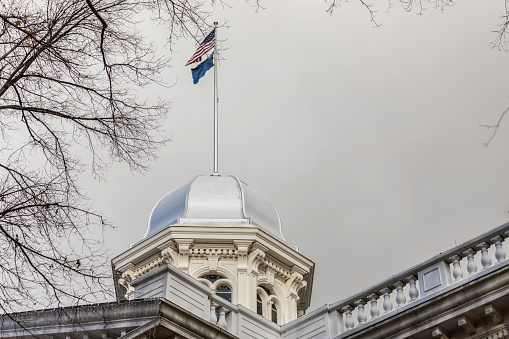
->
143, 175, 286, 242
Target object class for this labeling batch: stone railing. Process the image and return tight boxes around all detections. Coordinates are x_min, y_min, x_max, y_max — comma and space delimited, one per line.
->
150, 263, 277, 337
208, 293, 281, 338
325, 222, 509, 336
209, 294, 231, 331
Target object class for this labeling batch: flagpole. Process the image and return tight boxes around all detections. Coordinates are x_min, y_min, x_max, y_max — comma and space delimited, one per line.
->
213, 22, 219, 176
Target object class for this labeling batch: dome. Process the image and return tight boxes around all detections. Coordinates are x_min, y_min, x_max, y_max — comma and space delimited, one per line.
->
143, 175, 286, 242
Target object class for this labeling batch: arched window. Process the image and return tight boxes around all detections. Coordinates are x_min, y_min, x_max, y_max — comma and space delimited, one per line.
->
200, 275, 232, 303
257, 294, 263, 315
271, 303, 278, 323
216, 285, 232, 303
203, 275, 222, 283
257, 286, 280, 324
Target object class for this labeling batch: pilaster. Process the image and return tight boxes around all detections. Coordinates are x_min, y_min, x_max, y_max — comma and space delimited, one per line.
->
247, 246, 266, 310
234, 240, 252, 306
286, 266, 307, 321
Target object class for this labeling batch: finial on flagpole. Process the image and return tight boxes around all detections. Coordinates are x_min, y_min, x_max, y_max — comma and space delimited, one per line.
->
212, 22, 220, 176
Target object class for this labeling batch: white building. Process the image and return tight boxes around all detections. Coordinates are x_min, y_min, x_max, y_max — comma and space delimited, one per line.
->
1, 173, 509, 339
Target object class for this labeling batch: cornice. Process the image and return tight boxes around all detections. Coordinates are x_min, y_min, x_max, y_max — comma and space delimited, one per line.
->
262, 258, 292, 280
111, 223, 315, 310
113, 225, 314, 273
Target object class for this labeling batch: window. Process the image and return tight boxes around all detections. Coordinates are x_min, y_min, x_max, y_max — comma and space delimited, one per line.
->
203, 275, 222, 283
216, 285, 232, 303
200, 275, 232, 303
271, 303, 278, 323
257, 294, 263, 315
257, 286, 279, 324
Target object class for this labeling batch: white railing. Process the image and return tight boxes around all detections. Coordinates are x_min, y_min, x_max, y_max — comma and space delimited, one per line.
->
208, 293, 281, 338
325, 223, 509, 336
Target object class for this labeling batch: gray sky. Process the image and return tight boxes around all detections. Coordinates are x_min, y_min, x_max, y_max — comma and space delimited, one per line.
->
84, 0, 509, 310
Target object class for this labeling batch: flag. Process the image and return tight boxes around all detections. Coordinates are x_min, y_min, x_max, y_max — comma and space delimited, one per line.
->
185, 29, 216, 66
191, 55, 214, 84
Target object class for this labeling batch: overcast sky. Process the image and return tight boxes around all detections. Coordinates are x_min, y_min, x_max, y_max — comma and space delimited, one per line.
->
83, 0, 509, 311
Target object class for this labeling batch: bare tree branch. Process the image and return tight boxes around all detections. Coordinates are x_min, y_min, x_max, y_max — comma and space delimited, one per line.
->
0, 0, 214, 318
480, 104, 509, 147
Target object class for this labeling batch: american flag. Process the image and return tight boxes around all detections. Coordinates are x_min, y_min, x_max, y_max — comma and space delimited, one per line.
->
185, 29, 216, 66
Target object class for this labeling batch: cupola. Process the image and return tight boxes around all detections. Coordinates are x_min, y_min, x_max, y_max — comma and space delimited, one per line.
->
112, 174, 314, 325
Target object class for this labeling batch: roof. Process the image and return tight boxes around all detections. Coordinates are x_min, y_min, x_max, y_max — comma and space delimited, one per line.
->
0, 298, 238, 339
143, 175, 287, 242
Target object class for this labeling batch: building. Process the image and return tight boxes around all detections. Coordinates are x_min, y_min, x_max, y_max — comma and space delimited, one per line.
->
1, 173, 509, 339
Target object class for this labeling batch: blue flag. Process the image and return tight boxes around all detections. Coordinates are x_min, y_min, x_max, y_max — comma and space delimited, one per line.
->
191, 55, 214, 84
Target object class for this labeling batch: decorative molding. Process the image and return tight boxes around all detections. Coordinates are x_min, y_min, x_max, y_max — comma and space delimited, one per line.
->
251, 242, 269, 253
190, 248, 237, 258
175, 239, 193, 273
248, 248, 265, 276
262, 259, 291, 280
234, 240, 251, 272
131, 256, 165, 279
457, 315, 476, 335
119, 268, 135, 300
485, 304, 503, 323
431, 326, 449, 339
485, 328, 509, 339
287, 270, 306, 299
161, 244, 178, 266
207, 255, 220, 273
267, 267, 276, 286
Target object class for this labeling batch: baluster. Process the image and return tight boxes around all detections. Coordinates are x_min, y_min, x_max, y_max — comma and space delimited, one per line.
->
448, 255, 463, 281
405, 275, 419, 301
342, 305, 355, 330
354, 300, 367, 324
393, 281, 406, 307
491, 236, 506, 263
366, 293, 380, 319
217, 307, 228, 330
463, 248, 478, 275
476, 242, 492, 269
210, 302, 218, 324
379, 287, 393, 313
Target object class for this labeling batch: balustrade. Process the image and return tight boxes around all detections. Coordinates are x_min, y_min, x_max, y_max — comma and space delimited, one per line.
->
217, 307, 228, 330
477, 242, 492, 269
448, 255, 463, 281
406, 275, 419, 301
342, 305, 354, 330
491, 236, 506, 263
333, 232, 508, 334
393, 281, 406, 307
209, 301, 230, 330
210, 302, 218, 324
379, 287, 393, 314
354, 300, 367, 325
366, 293, 379, 319
463, 248, 478, 275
